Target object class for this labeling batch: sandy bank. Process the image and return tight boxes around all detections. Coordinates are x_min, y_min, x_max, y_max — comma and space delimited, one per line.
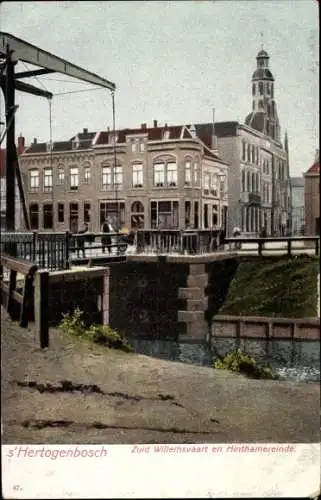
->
1, 308, 320, 444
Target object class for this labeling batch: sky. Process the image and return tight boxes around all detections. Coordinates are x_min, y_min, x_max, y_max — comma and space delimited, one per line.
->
0, 0, 319, 176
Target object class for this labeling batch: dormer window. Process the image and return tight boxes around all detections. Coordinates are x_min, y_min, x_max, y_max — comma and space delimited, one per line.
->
109, 132, 118, 145
72, 137, 79, 150
46, 142, 53, 153
163, 130, 170, 140
189, 125, 196, 138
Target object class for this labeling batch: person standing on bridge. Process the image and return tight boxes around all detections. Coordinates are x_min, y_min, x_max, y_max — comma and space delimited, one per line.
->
101, 218, 112, 255
233, 226, 241, 250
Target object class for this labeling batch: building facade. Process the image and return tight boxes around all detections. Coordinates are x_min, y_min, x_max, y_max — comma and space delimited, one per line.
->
198, 49, 291, 237
304, 149, 320, 235
19, 124, 228, 233
290, 177, 305, 235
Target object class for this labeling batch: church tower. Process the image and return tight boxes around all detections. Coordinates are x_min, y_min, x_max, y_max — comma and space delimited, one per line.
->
245, 49, 281, 142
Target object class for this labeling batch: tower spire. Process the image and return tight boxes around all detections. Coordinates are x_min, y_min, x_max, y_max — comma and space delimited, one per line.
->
260, 32, 264, 51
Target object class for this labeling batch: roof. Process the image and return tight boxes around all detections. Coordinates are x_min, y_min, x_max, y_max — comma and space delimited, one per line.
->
245, 111, 266, 133
95, 125, 184, 145
305, 161, 320, 175
290, 177, 304, 187
252, 68, 274, 81
257, 50, 269, 58
212, 121, 239, 138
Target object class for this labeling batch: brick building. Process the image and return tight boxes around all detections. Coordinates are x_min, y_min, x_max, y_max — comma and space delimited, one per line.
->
304, 149, 320, 235
19, 123, 228, 233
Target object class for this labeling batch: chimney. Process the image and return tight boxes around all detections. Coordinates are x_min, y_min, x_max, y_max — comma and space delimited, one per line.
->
33, 137, 37, 144
17, 133, 25, 155
164, 123, 168, 128
83, 128, 88, 134
153, 120, 158, 128
107, 127, 110, 132
141, 123, 147, 129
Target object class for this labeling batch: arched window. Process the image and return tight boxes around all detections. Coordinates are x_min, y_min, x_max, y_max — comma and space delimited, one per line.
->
259, 82, 264, 95
247, 144, 251, 163
252, 83, 256, 96
271, 83, 274, 98
266, 83, 270, 95
184, 158, 192, 186
251, 172, 255, 193
259, 99, 264, 109
131, 201, 144, 229
267, 104, 271, 116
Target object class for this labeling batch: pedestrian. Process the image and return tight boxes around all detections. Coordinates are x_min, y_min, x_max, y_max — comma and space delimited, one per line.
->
77, 223, 88, 258
101, 219, 112, 254
233, 225, 241, 250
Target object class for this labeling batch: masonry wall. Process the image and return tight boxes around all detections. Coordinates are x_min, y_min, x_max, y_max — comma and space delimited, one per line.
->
46, 268, 109, 327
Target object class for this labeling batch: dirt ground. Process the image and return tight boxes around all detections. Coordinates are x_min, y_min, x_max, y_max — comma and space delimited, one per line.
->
1, 307, 320, 444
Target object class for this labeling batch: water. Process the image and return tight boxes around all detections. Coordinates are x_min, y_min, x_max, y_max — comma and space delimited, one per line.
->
128, 337, 320, 383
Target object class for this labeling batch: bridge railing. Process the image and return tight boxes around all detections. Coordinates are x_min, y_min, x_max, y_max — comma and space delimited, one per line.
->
0, 231, 129, 270
135, 229, 224, 255
225, 236, 320, 256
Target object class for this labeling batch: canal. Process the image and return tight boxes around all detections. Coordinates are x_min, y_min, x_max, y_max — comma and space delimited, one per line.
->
128, 336, 320, 383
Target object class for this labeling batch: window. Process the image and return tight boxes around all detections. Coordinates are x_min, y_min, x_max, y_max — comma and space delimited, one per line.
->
70, 167, 79, 191
131, 141, 137, 153
185, 160, 192, 186
252, 83, 256, 96
247, 144, 251, 163
43, 168, 52, 193
167, 162, 177, 186
57, 167, 65, 185
29, 169, 39, 192
102, 166, 112, 189
153, 163, 165, 187
139, 141, 145, 152
100, 202, 125, 229
251, 145, 255, 164
252, 172, 255, 193
242, 140, 246, 161
84, 166, 91, 183
241, 170, 245, 192
163, 130, 170, 140
115, 166, 123, 187
259, 82, 264, 95
193, 162, 199, 186
150, 200, 179, 229
185, 201, 191, 227
247, 171, 251, 192
84, 202, 91, 223
211, 174, 218, 196
131, 201, 144, 229
132, 163, 143, 188
43, 203, 53, 229
271, 83, 274, 98
57, 203, 64, 223
204, 173, 210, 190
69, 203, 79, 233
29, 203, 39, 229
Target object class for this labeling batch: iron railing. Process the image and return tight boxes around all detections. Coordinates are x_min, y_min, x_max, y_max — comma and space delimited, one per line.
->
0, 231, 129, 271
135, 229, 224, 255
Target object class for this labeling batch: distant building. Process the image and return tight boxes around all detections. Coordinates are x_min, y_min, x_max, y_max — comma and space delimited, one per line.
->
193, 49, 291, 237
304, 150, 320, 235
290, 177, 305, 235
19, 125, 228, 233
